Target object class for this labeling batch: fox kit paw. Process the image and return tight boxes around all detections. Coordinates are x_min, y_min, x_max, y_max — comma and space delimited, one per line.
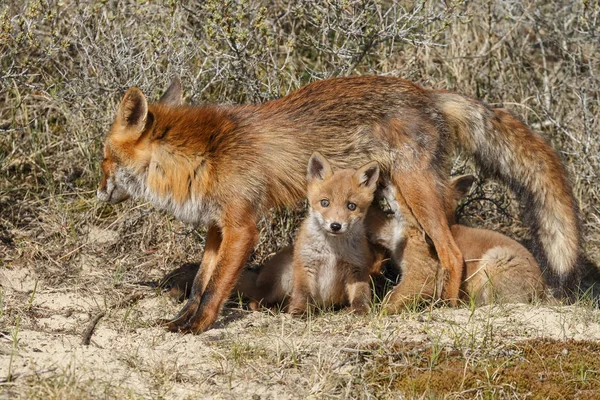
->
288, 306, 306, 317
248, 300, 261, 312
288, 299, 308, 317
350, 302, 370, 315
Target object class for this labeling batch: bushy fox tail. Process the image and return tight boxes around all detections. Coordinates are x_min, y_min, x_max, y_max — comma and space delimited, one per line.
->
433, 91, 581, 297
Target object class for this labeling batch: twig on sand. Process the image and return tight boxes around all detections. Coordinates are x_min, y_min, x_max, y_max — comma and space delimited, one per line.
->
0, 367, 57, 384
81, 292, 146, 346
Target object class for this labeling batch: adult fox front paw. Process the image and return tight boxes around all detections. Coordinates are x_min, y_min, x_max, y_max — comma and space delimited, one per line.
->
165, 297, 213, 334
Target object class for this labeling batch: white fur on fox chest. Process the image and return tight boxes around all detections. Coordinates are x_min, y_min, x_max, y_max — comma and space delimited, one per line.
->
298, 216, 369, 306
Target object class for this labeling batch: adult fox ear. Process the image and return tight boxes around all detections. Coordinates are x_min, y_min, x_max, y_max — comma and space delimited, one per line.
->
354, 161, 380, 191
158, 76, 183, 106
450, 174, 477, 198
307, 152, 333, 182
118, 87, 148, 132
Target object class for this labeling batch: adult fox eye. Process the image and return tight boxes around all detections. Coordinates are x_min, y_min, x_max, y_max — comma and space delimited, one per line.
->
320, 199, 330, 207
347, 202, 356, 211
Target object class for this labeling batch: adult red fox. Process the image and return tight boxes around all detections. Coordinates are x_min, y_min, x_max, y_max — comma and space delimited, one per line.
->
236, 152, 379, 315
97, 76, 580, 333
366, 175, 546, 310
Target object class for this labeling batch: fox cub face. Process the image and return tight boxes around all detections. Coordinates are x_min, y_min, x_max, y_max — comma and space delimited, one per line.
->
366, 174, 477, 250
97, 79, 183, 204
306, 152, 380, 235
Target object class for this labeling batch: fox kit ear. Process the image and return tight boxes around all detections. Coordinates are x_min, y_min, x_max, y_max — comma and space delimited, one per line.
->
451, 174, 477, 198
118, 87, 148, 131
354, 161, 380, 191
307, 152, 333, 182
158, 76, 183, 106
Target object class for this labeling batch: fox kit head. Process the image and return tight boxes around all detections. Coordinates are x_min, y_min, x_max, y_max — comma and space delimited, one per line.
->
97, 78, 183, 204
306, 152, 379, 235
366, 174, 476, 252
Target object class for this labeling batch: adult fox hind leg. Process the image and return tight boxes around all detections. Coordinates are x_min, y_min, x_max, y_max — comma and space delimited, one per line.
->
167, 208, 259, 333
375, 114, 463, 305
391, 168, 464, 305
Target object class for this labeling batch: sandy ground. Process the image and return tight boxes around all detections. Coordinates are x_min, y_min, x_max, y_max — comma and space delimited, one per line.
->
3, 260, 600, 399
2, 2, 600, 397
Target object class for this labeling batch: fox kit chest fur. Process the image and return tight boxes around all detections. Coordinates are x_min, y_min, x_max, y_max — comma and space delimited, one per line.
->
295, 217, 369, 302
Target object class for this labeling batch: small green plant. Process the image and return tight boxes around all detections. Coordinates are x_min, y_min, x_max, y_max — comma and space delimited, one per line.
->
26, 278, 38, 311
428, 337, 443, 370
6, 315, 20, 383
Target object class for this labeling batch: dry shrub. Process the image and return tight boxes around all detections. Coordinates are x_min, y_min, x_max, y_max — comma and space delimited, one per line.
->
0, 0, 598, 284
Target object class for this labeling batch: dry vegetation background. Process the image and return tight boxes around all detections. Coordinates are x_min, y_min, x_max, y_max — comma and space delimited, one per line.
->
1, 0, 600, 398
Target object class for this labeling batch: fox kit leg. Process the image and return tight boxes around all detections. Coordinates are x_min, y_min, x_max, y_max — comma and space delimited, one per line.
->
234, 269, 262, 310
346, 279, 371, 315
392, 169, 464, 306
168, 210, 259, 333
288, 259, 312, 316
235, 246, 294, 310
288, 291, 309, 316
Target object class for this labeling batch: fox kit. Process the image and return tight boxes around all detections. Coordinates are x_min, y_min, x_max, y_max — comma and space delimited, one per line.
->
236, 153, 379, 315
367, 175, 546, 311
98, 76, 579, 333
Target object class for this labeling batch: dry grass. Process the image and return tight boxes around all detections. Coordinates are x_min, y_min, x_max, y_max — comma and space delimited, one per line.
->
1, 0, 599, 398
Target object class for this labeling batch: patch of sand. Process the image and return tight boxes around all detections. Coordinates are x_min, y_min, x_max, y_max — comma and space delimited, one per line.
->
3, 272, 600, 399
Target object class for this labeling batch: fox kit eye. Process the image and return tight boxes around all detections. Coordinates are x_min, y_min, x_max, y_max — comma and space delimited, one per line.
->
347, 202, 356, 211
320, 199, 330, 207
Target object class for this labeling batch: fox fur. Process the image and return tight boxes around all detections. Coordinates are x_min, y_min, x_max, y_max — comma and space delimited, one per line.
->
97, 76, 580, 332
366, 175, 546, 311
236, 153, 378, 315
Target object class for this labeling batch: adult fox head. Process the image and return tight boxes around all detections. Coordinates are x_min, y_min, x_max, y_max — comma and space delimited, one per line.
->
97, 78, 183, 204
306, 152, 379, 235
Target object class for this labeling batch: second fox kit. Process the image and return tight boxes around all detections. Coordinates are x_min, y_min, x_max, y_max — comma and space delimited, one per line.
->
236, 152, 379, 315
367, 175, 546, 311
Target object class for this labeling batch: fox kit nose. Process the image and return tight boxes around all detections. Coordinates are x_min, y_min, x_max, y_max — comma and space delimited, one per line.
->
330, 222, 342, 232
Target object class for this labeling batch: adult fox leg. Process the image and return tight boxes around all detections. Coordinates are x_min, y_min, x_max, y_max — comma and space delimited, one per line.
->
166, 224, 221, 330
391, 169, 464, 305
168, 210, 259, 333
